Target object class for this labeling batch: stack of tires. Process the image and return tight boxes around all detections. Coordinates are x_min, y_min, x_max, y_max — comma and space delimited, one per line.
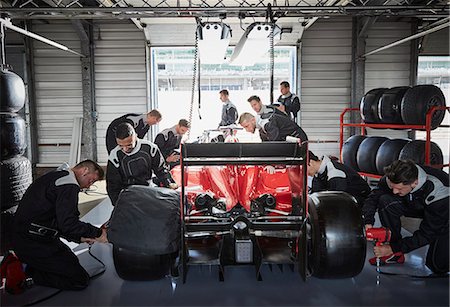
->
342, 136, 444, 175
342, 84, 446, 176
360, 85, 446, 129
1, 68, 33, 254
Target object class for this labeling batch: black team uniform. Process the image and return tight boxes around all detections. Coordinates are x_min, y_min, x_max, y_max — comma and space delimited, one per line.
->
259, 112, 308, 142
362, 164, 449, 273
106, 113, 150, 153
13, 168, 102, 290
311, 155, 371, 206
154, 125, 183, 169
219, 101, 238, 127
277, 93, 300, 121
107, 138, 175, 205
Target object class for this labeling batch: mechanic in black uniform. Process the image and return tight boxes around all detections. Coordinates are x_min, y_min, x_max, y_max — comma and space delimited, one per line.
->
106, 122, 177, 205
247, 95, 288, 130
362, 160, 449, 273
307, 150, 370, 206
238, 112, 308, 142
12, 160, 108, 290
105, 109, 162, 153
276, 81, 300, 121
154, 119, 190, 169
218, 89, 238, 127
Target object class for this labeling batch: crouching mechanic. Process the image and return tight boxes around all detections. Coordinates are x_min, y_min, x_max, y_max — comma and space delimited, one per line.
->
362, 160, 449, 273
13, 160, 108, 290
308, 151, 370, 207
107, 122, 178, 205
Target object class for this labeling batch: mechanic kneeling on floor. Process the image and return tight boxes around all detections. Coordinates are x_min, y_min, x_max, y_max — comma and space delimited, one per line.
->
308, 150, 370, 207
12, 160, 108, 290
106, 122, 178, 205
362, 159, 449, 273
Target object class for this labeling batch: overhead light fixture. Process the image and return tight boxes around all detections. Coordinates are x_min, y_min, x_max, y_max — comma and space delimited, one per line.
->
197, 22, 232, 64
230, 22, 281, 66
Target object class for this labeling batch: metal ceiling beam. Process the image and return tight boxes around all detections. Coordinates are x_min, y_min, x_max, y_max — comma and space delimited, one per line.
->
1, 5, 448, 19
361, 20, 449, 57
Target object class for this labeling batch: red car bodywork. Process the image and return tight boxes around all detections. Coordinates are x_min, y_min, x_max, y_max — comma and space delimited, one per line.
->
171, 164, 304, 213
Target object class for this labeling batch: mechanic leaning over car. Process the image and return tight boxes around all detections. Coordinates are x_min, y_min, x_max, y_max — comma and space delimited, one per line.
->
105, 109, 162, 154
247, 95, 288, 131
154, 119, 190, 169
106, 123, 178, 205
362, 160, 449, 273
238, 112, 308, 142
12, 160, 108, 290
308, 150, 370, 207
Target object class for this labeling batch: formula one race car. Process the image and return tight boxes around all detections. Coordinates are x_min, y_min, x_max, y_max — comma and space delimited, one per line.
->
171, 142, 366, 281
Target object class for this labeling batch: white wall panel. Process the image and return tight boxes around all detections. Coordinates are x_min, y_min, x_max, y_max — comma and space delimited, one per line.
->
364, 21, 411, 139
94, 21, 147, 164
32, 20, 83, 165
301, 18, 352, 157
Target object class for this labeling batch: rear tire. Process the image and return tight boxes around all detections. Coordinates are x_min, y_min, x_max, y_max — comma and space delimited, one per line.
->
308, 191, 366, 278
113, 246, 176, 281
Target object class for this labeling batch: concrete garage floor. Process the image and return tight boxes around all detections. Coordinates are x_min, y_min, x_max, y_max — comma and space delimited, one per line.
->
2, 197, 449, 306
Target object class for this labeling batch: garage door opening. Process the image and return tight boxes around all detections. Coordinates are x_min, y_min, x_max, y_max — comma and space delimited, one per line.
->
150, 46, 297, 142
416, 56, 450, 166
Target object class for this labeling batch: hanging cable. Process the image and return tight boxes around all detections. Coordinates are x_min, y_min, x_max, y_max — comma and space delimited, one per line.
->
187, 19, 200, 140
269, 23, 275, 104
197, 56, 202, 120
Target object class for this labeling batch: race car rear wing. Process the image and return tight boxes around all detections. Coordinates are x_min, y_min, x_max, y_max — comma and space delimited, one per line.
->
181, 142, 307, 166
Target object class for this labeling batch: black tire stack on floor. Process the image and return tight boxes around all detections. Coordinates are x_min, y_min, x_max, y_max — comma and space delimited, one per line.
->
1, 68, 33, 255
343, 84, 446, 176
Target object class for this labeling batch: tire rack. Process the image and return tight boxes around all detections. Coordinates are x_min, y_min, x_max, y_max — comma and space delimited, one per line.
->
339, 106, 450, 179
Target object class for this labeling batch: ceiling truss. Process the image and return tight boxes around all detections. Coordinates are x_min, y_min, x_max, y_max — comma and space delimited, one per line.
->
0, 0, 448, 20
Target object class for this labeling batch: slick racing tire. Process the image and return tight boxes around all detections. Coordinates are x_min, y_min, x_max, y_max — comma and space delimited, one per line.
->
399, 140, 444, 168
378, 86, 410, 124
308, 191, 366, 278
375, 139, 410, 175
341, 135, 366, 172
360, 88, 387, 124
113, 246, 177, 281
401, 85, 446, 130
356, 136, 388, 175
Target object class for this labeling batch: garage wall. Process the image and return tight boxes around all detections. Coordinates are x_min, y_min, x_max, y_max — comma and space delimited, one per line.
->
301, 18, 353, 157
364, 21, 412, 139
32, 20, 83, 165
93, 21, 147, 164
